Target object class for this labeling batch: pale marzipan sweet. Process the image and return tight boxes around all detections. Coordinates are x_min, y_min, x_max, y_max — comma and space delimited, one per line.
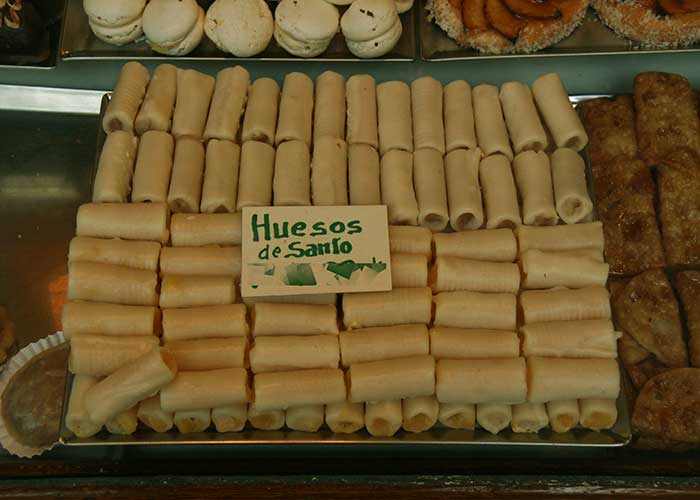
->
532, 73, 588, 151
521, 319, 619, 358
242, 293, 337, 306
550, 148, 594, 224
346, 74, 378, 148
137, 395, 174, 433
339, 324, 430, 366
253, 368, 346, 411
579, 398, 617, 430
477, 403, 512, 434
348, 144, 381, 206
251, 303, 339, 336
68, 236, 161, 272
499, 82, 548, 153
135, 64, 177, 135
92, 130, 138, 203
365, 400, 401, 437
212, 403, 247, 432
103, 61, 149, 134
275, 72, 314, 146
520, 286, 611, 323
429, 327, 520, 359
162, 304, 248, 341
512, 151, 558, 226
402, 395, 439, 433
377, 81, 413, 155
160, 368, 249, 412
444, 148, 484, 231
201, 139, 241, 213
325, 401, 364, 434
170, 212, 242, 247
286, 405, 324, 432
242, 78, 280, 145
311, 137, 348, 206
433, 291, 516, 331
390, 253, 428, 288
472, 84, 513, 160
411, 76, 445, 154
479, 154, 521, 229
388, 225, 432, 257
516, 222, 604, 253
380, 150, 419, 225
174, 409, 211, 433
511, 402, 549, 433
76, 202, 170, 244
274, 140, 311, 206
438, 403, 476, 429
430, 257, 520, 294
65, 375, 102, 438
314, 71, 345, 143
159, 246, 241, 279
106, 406, 138, 435
203, 66, 250, 142
62, 301, 160, 339
432, 228, 516, 262
342, 287, 432, 329
546, 399, 580, 433
413, 148, 449, 232
131, 130, 174, 203
171, 69, 215, 140
248, 403, 285, 430
236, 140, 275, 210
249, 335, 339, 373
159, 274, 237, 308
348, 354, 435, 403
67, 261, 158, 306
69, 333, 159, 377
165, 337, 248, 370
521, 249, 609, 289
444, 80, 477, 153
167, 137, 205, 213
526, 357, 620, 403
436, 357, 527, 404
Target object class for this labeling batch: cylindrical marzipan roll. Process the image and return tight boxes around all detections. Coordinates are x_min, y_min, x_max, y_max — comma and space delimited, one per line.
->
76, 202, 169, 243
67, 261, 158, 306
531, 73, 588, 151
62, 301, 160, 339
325, 401, 364, 434
413, 148, 449, 232
253, 368, 346, 411
436, 357, 527, 404
137, 395, 174, 433
516, 222, 604, 253
212, 403, 247, 432
274, 140, 311, 206
348, 354, 435, 403
391, 253, 428, 288
521, 249, 609, 289
249, 335, 339, 373
314, 71, 345, 143
103, 61, 149, 133
521, 319, 619, 358
161, 368, 249, 412
69, 333, 159, 376
388, 225, 432, 257
159, 274, 236, 308
236, 140, 275, 209
433, 291, 516, 331
444, 80, 477, 153
162, 304, 248, 340
170, 212, 242, 246
513, 151, 558, 226
430, 327, 520, 359
242, 293, 337, 306
92, 130, 138, 203
286, 405, 324, 433
430, 257, 520, 293
527, 357, 620, 403
472, 84, 513, 160
167, 137, 205, 213
131, 130, 174, 203
477, 403, 512, 434
165, 337, 248, 370
445, 148, 484, 231
68, 236, 161, 271
346, 74, 378, 148
377, 81, 413, 155
159, 246, 241, 279
339, 324, 430, 366
174, 409, 211, 433
480, 154, 521, 229
380, 150, 418, 225
106, 405, 138, 435
402, 395, 438, 433
242, 77, 280, 145
171, 69, 216, 140
203, 66, 250, 142
66, 375, 102, 438
275, 72, 314, 146
251, 303, 339, 336
342, 287, 432, 329
550, 148, 593, 224
579, 398, 617, 430
433, 228, 516, 262
438, 403, 475, 430
520, 286, 611, 323
511, 402, 549, 433
411, 76, 445, 154
499, 82, 548, 153
546, 399, 580, 433
348, 144, 381, 205
365, 400, 401, 437
311, 137, 348, 206
247, 403, 285, 430
135, 63, 177, 135
201, 139, 241, 213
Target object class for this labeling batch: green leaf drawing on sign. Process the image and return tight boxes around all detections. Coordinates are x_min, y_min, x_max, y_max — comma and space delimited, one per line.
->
283, 263, 317, 286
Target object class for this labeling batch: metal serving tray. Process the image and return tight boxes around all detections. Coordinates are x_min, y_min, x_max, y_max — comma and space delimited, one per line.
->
57, 91, 631, 448
59, 0, 417, 62
419, 0, 700, 60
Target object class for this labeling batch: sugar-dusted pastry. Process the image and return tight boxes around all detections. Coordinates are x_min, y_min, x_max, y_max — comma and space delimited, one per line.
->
436, 357, 526, 404
92, 130, 138, 203
342, 287, 432, 329
102, 61, 149, 134
402, 396, 439, 433
577, 95, 637, 167
137, 396, 174, 433
159, 274, 236, 308
516, 222, 604, 253
204, 66, 250, 142
499, 81, 548, 153
532, 73, 588, 151
444, 148, 484, 231
444, 80, 477, 153
236, 140, 275, 210
438, 403, 475, 429
411, 76, 445, 154
346, 74, 378, 148
165, 337, 248, 371
527, 357, 620, 403
170, 212, 242, 247
472, 84, 513, 160
314, 71, 346, 143
249, 335, 339, 373
390, 253, 429, 288
67, 262, 158, 306
201, 139, 240, 213
131, 130, 174, 204
521, 286, 611, 324
413, 148, 449, 232
275, 72, 314, 146
521, 319, 619, 358
388, 225, 432, 257
545, 400, 580, 433
311, 137, 348, 206
365, 400, 401, 437
274, 140, 310, 206
286, 405, 325, 433
242, 78, 280, 145
62, 301, 160, 339
676, 271, 700, 367
253, 368, 346, 411
161, 368, 249, 412
348, 354, 435, 403
433, 228, 516, 262
511, 403, 548, 433
325, 402, 365, 434
433, 291, 516, 331
135, 64, 177, 135
520, 249, 609, 289
68, 236, 160, 271
171, 69, 215, 140
76, 202, 170, 244
550, 148, 593, 225
251, 303, 339, 336
380, 150, 418, 225
377, 81, 413, 155
212, 403, 247, 432
339, 324, 430, 366
162, 304, 248, 341
430, 327, 520, 359
167, 137, 205, 213
348, 144, 381, 206
512, 151, 558, 226
479, 154, 521, 229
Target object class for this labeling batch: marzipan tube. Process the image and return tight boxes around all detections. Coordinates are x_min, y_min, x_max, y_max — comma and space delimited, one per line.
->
499, 82, 548, 153
531, 73, 588, 151
242, 77, 280, 145
476, 403, 512, 434
170, 212, 242, 246
251, 303, 339, 336
433, 228, 516, 262
311, 137, 348, 206
521, 249, 609, 289
433, 291, 516, 331
430, 257, 520, 293
314, 71, 345, 143
92, 130, 138, 203
236, 140, 275, 209
275, 72, 314, 146
402, 395, 438, 433
380, 150, 418, 225
438, 403, 475, 430
84, 348, 177, 425
430, 327, 520, 359
131, 130, 174, 203
479, 154, 521, 229
159, 246, 241, 279
515, 222, 604, 253
550, 148, 594, 224
253, 368, 346, 411
162, 304, 248, 340
167, 137, 205, 213
160, 368, 250, 412
201, 139, 241, 213
204, 66, 250, 142
511, 402, 549, 433
436, 357, 527, 404
171, 69, 216, 140
391, 253, 428, 288
521, 319, 619, 358
69, 333, 159, 376
65, 375, 102, 438
76, 202, 170, 244
339, 324, 430, 366
388, 225, 432, 257
286, 405, 324, 432
103, 61, 149, 133
248, 403, 285, 430
135, 63, 177, 135
342, 287, 432, 329
579, 398, 617, 430
365, 400, 401, 437
62, 301, 160, 339
413, 148, 449, 232
346, 74, 378, 148
411, 76, 445, 154
444, 80, 477, 153
68, 236, 161, 271
174, 409, 211, 433
348, 144, 381, 206
137, 395, 174, 433
212, 403, 247, 432
546, 399, 580, 433
376, 81, 412, 155
520, 286, 611, 323
106, 405, 138, 435
165, 337, 248, 370
472, 84, 513, 160
242, 293, 337, 306
159, 274, 237, 308
348, 354, 435, 403
325, 401, 364, 434
444, 148, 484, 231
67, 261, 158, 306
512, 151, 558, 226
526, 357, 620, 403
273, 140, 311, 206
249, 335, 339, 373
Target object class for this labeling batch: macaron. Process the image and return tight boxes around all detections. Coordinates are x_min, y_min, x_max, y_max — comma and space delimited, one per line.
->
205, 0, 274, 57
89, 16, 143, 46
395, 0, 414, 13
143, 0, 204, 56
274, 0, 339, 58
341, 0, 402, 58
83, 0, 145, 28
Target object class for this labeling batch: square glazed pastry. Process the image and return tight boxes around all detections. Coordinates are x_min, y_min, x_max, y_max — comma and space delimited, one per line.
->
578, 95, 638, 167
676, 271, 700, 368
657, 148, 700, 265
633, 72, 700, 167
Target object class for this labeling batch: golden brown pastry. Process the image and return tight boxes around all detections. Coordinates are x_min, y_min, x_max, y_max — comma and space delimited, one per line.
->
578, 95, 638, 167
676, 271, 700, 368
